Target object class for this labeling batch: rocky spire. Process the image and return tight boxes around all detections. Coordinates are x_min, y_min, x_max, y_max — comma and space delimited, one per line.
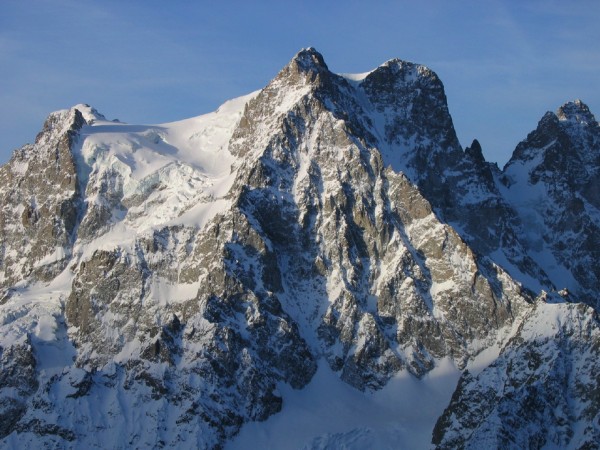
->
290, 47, 329, 72
556, 99, 597, 125
465, 138, 485, 164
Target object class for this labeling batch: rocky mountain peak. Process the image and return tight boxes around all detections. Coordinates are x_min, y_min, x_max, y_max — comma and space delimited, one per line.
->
72, 103, 106, 124
464, 138, 485, 164
231, 47, 377, 160
501, 100, 600, 309
367, 57, 440, 89
360, 57, 445, 106
358, 57, 459, 156
556, 99, 597, 126
503, 113, 557, 168
34, 107, 87, 146
29, 104, 104, 155
270, 47, 332, 89
290, 47, 329, 73
506, 99, 599, 170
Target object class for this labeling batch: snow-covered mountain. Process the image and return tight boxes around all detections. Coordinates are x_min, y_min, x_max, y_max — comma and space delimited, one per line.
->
1, 48, 599, 449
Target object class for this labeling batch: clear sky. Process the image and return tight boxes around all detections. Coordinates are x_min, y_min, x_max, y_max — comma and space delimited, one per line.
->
1, 0, 599, 166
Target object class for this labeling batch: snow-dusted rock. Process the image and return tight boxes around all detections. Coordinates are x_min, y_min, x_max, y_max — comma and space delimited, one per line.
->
433, 301, 600, 449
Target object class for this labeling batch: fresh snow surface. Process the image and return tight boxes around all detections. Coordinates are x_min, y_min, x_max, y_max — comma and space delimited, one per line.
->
77, 91, 255, 182
339, 71, 373, 82
0, 268, 76, 369
159, 91, 259, 174
227, 359, 461, 450
147, 277, 200, 306
70, 92, 257, 245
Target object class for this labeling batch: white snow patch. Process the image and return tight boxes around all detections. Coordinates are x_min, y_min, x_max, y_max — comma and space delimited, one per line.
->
160, 91, 258, 175
170, 197, 231, 230
430, 279, 456, 296
227, 358, 461, 450
148, 278, 200, 306
33, 246, 66, 268
339, 71, 373, 82
0, 268, 76, 370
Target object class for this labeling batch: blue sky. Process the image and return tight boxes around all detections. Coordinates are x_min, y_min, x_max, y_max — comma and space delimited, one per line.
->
1, 0, 599, 165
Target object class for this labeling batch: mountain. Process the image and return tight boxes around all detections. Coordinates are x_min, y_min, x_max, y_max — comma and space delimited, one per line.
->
501, 100, 600, 306
1, 48, 599, 449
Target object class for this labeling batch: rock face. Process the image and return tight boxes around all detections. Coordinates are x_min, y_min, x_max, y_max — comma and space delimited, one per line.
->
0, 48, 599, 449
0, 108, 86, 287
